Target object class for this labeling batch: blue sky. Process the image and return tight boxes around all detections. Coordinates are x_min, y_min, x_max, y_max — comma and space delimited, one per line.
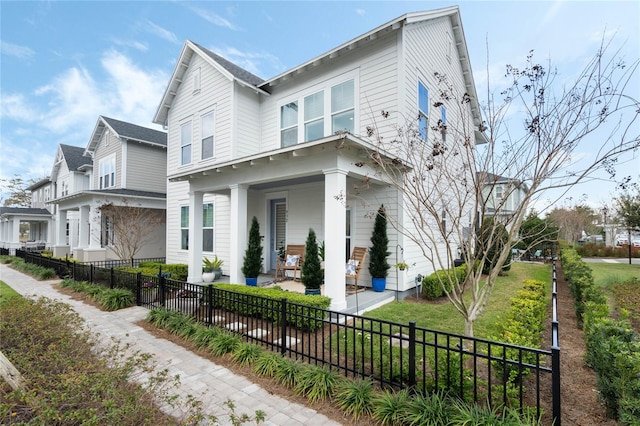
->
1, 0, 639, 212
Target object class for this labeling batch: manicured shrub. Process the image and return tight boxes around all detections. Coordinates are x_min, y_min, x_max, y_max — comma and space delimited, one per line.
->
421, 264, 465, 300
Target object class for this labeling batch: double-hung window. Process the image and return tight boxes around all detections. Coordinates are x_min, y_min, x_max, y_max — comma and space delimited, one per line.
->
331, 80, 354, 134
201, 112, 214, 160
181, 121, 192, 165
180, 206, 189, 250
280, 101, 298, 147
304, 91, 324, 141
418, 81, 429, 140
203, 203, 214, 252
99, 154, 116, 189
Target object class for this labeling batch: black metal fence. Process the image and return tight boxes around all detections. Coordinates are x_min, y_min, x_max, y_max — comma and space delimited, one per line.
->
14, 250, 561, 424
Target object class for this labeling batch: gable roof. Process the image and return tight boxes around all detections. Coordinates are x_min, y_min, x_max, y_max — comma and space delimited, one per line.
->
87, 116, 167, 153
0, 207, 51, 217
60, 144, 92, 172
153, 6, 484, 138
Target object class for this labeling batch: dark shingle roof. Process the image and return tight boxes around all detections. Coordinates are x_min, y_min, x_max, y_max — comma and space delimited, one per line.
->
191, 42, 265, 87
0, 207, 51, 216
101, 116, 167, 146
60, 144, 92, 172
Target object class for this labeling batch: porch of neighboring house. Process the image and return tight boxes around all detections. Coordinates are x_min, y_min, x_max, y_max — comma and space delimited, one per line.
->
214, 273, 396, 315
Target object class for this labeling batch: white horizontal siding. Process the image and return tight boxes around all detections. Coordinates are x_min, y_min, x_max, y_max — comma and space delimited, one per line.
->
125, 143, 167, 193
234, 85, 261, 158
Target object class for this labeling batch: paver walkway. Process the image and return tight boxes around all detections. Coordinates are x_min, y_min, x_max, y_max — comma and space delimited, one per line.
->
0, 264, 341, 425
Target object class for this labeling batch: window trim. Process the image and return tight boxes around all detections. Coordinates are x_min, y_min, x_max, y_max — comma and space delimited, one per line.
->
180, 205, 189, 250
202, 202, 214, 252
99, 154, 116, 189
201, 110, 215, 160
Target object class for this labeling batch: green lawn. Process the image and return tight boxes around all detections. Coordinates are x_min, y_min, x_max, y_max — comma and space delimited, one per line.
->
364, 262, 551, 338
588, 262, 640, 292
0, 280, 21, 307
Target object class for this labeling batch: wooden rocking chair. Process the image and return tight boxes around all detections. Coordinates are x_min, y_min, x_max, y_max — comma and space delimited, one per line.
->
345, 246, 368, 294
274, 244, 305, 281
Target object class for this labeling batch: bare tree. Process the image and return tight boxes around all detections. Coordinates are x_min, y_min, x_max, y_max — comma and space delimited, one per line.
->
97, 199, 165, 262
547, 205, 599, 244
0, 175, 37, 207
358, 38, 639, 336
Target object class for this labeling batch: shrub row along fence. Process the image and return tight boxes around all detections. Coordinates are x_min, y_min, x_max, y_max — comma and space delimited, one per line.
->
15, 250, 561, 424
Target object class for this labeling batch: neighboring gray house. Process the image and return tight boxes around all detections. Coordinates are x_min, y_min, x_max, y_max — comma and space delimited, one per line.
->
154, 6, 485, 310
478, 172, 529, 227
51, 116, 168, 262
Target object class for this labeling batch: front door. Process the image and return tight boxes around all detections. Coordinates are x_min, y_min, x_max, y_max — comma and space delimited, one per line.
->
270, 199, 286, 270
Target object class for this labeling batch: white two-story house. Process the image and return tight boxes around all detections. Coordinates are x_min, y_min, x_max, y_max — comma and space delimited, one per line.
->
51, 116, 168, 262
154, 6, 484, 310
478, 172, 529, 230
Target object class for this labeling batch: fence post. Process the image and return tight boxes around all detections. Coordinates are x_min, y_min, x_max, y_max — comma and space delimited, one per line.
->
160, 275, 166, 307
136, 272, 142, 306
408, 321, 416, 389
207, 284, 213, 325
90, 264, 94, 284
280, 298, 288, 356
551, 258, 561, 425
110, 267, 115, 289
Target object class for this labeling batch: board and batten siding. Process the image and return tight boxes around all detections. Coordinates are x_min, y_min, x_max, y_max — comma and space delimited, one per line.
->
92, 128, 122, 189
124, 142, 167, 193
166, 53, 233, 175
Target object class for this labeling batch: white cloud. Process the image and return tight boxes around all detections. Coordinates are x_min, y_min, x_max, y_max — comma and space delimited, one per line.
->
355, 8, 366, 16
142, 19, 178, 44
0, 93, 38, 121
189, 5, 238, 30
110, 37, 149, 52
0, 40, 35, 60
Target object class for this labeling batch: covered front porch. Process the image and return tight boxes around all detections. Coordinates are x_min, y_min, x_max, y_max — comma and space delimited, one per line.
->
174, 134, 398, 311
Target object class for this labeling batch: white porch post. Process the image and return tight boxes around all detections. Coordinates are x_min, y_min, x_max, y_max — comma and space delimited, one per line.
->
230, 184, 248, 284
11, 218, 20, 245
187, 190, 204, 283
56, 210, 67, 246
78, 206, 89, 248
324, 168, 348, 311
88, 206, 101, 249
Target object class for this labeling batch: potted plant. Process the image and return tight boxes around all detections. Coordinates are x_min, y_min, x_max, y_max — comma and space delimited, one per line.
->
395, 261, 409, 271
141, 281, 157, 303
242, 216, 263, 286
318, 240, 325, 269
369, 205, 390, 292
301, 228, 323, 295
202, 255, 223, 282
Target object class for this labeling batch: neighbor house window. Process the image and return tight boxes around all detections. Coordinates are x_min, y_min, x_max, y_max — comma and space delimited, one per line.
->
203, 203, 214, 252
418, 81, 429, 140
331, 79, 354, 134
201, 111, 214, 159
280, 101, 298, 147
99, 154, 116, 189
440, 106, 447, 142
304, 91, 324, 141
181, 121, 192, 165
495, 185, 504, 205
180, 206, 189, 250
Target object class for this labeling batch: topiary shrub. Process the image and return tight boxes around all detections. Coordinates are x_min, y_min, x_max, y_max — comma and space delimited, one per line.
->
421, 264, 466, 300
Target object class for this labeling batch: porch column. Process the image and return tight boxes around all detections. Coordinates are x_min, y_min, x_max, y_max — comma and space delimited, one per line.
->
187, 190, 204, 283
78, 206, 90, 248
324, 168, 348, 310
11, 218, 20, 244
56, 210, 68, 246
230, 184, 248, 284
88, 206, 101, 249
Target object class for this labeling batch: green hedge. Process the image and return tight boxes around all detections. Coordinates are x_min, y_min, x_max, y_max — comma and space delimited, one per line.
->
562, 248, 640, 424
212, 284, 331, 331
421, 264, 466, 300
117, 262, 188, 281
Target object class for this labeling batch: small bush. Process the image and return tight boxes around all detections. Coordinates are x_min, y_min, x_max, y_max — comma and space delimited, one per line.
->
253, 352, 282, 378
294, 365, 339, 403
274, 357, 301, 389
4, 257, 57, 280
232, 342, 263, 366
334, 378, 376, 420
372, 388, 411, 426
208, 331, 241, 356
421, 264, 466, 300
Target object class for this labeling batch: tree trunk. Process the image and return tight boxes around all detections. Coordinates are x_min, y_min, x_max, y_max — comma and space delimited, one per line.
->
464, 318, 474, 338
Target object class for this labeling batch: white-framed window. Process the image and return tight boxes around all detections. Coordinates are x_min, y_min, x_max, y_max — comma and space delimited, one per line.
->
101, 215, 114, 247
331, 79, 354, 134
203, 203, 214, 252
418, 81, 429, 140
495, 185, 504, 205
44, 187, 50, 201
99, 154, 116, 189
180, 206, 189, 250
440, 105, 447, 142
201, 111, 214, 160
181, 121, 192, 165
279, 76, 356, 147
280, 101, 298, 147
193, 67, 201, 93
304, 91, 324, 141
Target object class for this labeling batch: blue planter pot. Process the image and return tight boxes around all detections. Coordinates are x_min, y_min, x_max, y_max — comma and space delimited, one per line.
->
305, 288, 321, 296
245, 277, 258, 286
372, 277, 386, 292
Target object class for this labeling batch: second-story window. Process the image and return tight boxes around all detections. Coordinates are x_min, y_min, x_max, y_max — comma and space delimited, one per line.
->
440, 106, 447, 142
418, 81, 429, 140
280, 101, 298, 147
181, 121, 192, 165
331, 79, 354, 134
99, 154, 116, 189
201, 111, 214, 160
304, 91, 324, 141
